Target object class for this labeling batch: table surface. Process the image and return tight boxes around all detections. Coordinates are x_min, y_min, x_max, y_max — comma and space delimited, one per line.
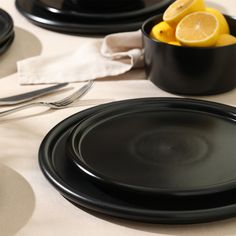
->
1, 1, 236, 235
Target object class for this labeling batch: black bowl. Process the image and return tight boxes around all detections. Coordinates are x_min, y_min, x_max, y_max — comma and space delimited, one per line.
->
142, 14, 236, 95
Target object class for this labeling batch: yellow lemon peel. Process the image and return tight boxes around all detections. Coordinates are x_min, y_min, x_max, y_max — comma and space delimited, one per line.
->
163, 0, 206, 26
215, 34, 236, 47
206, 7, 230, 34
150, 21, 176, 43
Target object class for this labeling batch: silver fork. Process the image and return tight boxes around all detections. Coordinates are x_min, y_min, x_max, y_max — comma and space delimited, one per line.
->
0, 80, 94, 117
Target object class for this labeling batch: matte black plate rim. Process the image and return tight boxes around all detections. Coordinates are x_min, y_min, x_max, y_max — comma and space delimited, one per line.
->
0, 9, 14, 44
0, 32, 14, 55
35, 0, 173, 19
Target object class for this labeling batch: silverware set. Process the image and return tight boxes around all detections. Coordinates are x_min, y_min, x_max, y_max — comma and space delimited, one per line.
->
0, 80, 93, 117
0, 83, 68, 105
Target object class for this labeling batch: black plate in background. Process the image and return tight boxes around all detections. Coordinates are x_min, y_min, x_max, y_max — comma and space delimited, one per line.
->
39, 98, 236, 224
35, 0, 172, 21
0, 9, 14, 45
15, 0, 172, 35
0, 32, 15, 56
68, 97, 236, 198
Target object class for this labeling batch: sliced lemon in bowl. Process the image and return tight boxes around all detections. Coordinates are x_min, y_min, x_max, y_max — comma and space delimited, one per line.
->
215, 34, 236, 47
163, 0, 206, 26
168, 41, 181, 46
206, 7, 230, 34
176, 11, 220, 47
150, 21, 176, 43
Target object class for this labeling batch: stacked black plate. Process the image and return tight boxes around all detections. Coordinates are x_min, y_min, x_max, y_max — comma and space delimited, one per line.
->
39, 97, 236, 224
15, 0, 173, 35
0, 9, 14, 55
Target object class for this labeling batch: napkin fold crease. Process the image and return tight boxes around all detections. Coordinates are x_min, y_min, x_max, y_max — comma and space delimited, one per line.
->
17, 30, 143, 84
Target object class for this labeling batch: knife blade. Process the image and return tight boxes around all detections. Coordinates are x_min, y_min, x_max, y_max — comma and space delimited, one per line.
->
0, 83, 68, 106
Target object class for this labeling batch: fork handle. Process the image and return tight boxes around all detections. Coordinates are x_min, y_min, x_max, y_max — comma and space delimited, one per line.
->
0, 102, 45, 117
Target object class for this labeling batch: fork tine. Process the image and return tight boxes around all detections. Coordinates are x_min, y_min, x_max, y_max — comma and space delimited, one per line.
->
54, 80, 94, 106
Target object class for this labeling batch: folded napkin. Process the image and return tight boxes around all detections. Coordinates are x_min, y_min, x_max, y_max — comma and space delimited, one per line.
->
17, 30, 144, 84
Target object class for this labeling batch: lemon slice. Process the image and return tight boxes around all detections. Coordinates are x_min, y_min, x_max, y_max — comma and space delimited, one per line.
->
215, 34, 236, 47
206, 7, 230, 34
150, 21, 176, 43
176, 11, 220, 47
163, 0, 205, 25
168, 41, 181, 46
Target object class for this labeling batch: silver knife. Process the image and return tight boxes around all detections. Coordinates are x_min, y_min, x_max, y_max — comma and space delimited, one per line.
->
0, 83, 68, 106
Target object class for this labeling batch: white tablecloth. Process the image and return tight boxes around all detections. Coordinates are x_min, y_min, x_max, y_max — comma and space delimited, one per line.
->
1, 1, 236, 235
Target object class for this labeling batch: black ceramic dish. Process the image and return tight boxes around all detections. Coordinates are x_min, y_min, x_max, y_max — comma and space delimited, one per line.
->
69, 0, 159, 13
0, 33, 14, 55
0, 9, 14, 45
142, 14, 236, 95
34, 0, 172, 21
39, 98, 236, 224
68, 97, 236, 198
15, 0, 172, 35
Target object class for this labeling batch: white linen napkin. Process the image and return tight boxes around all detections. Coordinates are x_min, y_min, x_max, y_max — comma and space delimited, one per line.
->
17, 30, 143, 84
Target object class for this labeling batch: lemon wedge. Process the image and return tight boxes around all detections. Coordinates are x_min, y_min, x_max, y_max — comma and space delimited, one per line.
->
168, 41, 181, 46
163, 0, 206, 26
215, 34, 236, 47
176, 11, 220, 47
206, 7, 230, 34
150, 21, 176, 43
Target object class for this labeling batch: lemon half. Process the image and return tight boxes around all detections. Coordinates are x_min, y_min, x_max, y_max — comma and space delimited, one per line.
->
163, 0, 206, 26
150, 21, 176, 43
176, 11, 220, 47
215, 34, 236, 47
206, 7, 230, 34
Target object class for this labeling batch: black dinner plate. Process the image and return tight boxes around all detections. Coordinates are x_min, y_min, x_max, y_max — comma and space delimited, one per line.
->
39, 98, 236, 224
15, 0, 171, 35
68, 97, 236, 197
0, 32, 14, 56
34, 0, 173, 21
0, 9, 14, 45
